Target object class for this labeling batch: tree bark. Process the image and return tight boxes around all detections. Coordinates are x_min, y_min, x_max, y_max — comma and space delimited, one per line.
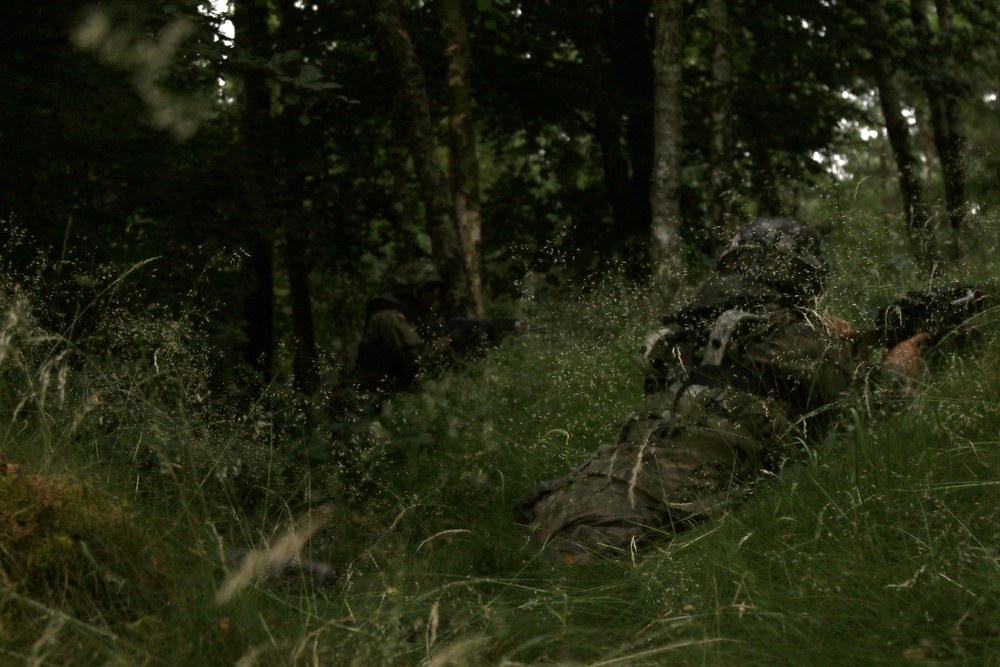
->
932, 0, 967, 232
910, 0, 966, 236
270, 0, 321, 397
749, 143, 782, 217
707, 0, 734, 252
372, 0, 473, 316
284, 224, 320, 397
911, 0, 954, 214
440, 0, 483, 315
650, 0, 686, 290
614, 0, 655, 265
233, 0, 276, 383
571, 0, 644, 256
857, 0, 934, 268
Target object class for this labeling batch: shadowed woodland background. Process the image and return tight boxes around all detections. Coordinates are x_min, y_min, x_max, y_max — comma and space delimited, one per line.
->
3, 0, 998, 392
1, 1, 1000, 665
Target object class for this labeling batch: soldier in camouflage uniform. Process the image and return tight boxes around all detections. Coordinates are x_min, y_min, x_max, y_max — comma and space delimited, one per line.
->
515, 218, 929, 564
350, 261, 454, 397
328, 262, 454, 502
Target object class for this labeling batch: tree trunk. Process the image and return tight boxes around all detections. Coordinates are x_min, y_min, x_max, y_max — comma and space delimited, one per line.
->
707, 0, 734, 252
571, 0, 644, 256
284, 224, 320, 397
372, 0, 473, 316
650, 0, 686, 290
270, 0, 320, 397
233, 0, 275, 383
911, 0, 955, 211
440, 0, 483, 316
910, 0, 966, 237
749, 142, 782, 217
613, 0, 655, 267
858, 0, 934, 268
933, 0, 968, 232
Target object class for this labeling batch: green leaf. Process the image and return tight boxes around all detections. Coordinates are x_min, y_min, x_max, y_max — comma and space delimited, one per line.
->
299, 63, 322, 83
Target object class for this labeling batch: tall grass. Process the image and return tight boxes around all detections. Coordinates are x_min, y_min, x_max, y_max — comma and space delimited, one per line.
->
1, 210, 998, 665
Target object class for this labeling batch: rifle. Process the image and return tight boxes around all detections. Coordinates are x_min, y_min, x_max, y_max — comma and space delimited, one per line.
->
854, 284, 995, 355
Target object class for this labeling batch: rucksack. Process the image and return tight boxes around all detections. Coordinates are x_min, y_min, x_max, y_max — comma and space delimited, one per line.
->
637, 302, 788, 396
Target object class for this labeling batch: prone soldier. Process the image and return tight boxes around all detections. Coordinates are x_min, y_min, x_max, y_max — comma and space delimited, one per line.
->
515, 218, 931, 565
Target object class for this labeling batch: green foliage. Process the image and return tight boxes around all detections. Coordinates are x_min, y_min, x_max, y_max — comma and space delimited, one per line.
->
2, 204, 999, 665
0, 461, 161, 640
3, 0, 1000, 661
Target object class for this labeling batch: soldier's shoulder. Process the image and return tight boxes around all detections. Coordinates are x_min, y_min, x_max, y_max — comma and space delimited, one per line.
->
369, 307, 410, 327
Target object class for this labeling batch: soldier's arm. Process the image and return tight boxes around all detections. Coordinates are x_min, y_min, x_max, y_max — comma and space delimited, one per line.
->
368, 310, 429, 376
852, 331, 930, 415
370, 310, 452, 375
882, 333, 931, 378
780, 315, 922, 414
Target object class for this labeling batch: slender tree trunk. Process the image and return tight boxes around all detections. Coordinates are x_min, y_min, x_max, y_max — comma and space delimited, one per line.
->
911, 0, 955, 207
650, 0, 686, 290
572, 0, 644, 256
270, 0, 320, 397
233, 0, 275, 383
934, 0, 968, 232
858, 0, 934, 268
284, 223, 320, 397
749, 142, 782, 216
440, 0, 483, 315
613, 0, 655, 266
372, 0, 472, 316
910, 0, 966, 232
707, 0, 734, 252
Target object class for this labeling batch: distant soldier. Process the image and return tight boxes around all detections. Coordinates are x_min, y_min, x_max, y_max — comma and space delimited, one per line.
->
349, 261, 454, 398
515, 218, 929, 564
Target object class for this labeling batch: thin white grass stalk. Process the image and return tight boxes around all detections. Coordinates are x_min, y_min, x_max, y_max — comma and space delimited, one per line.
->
922, 481, 1000, 490
191, 383, 277, 503
289, 619, 363, 666
215, 505, 334, 605
35, 350, 70, 414
28, 616, 66, 667
1, 590, 122, 643
417, 529, 474, 551
937, 572, 977, 596
0, 647, 34, 663
628, 431, 655, 510
937, 501, 1000, 572
68, 392, 102, 437
585, 638, 727, 666
426, 600, 440, 657
58, 256, 160, 340
0, 311, 16, 367
428, 637, 488, 667
886, 564, 927, 590
234, 645, 265, 667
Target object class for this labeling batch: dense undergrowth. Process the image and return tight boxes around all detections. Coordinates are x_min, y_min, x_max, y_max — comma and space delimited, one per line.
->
1, 211, 999, 666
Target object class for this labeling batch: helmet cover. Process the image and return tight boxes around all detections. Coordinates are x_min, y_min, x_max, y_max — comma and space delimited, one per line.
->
717, 218, 828, 298
392, 261, 445, 292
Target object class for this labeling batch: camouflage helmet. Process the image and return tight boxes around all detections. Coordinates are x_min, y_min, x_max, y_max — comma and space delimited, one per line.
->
717, 217, 828, 298
392, 261, 445, 292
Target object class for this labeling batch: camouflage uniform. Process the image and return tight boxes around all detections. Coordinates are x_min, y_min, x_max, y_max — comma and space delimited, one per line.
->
331, 263, 453, 501
350, 262, 453, 395
515, 219, 916, 564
